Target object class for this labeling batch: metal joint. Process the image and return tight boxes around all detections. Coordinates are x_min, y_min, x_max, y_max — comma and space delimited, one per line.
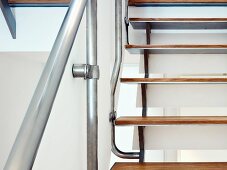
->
124, 17, 129, 26
72, 64, 99, 79
124, 17, 130, 44
109, 111, 116, 122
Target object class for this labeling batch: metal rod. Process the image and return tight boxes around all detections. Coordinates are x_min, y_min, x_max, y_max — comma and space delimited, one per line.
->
138, 23, 151, 162
4, 0, 87, 169
124, 0, 129, 44
110, 0, 140, 159
111, 0, 122, 114
86, 0, 98, 169
111, 122, 140, 159
138, 126, 145, 162
0, 0, 16, 38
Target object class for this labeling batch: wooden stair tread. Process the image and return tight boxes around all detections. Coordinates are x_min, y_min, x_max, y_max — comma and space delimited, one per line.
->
121, 77, 227, 84
129, 0, 227, 6
8, 0, 70, 4
125, 44, 227, 54
111, 162, 227, 170
115, 116, 227, 125
129, 18, 227, 29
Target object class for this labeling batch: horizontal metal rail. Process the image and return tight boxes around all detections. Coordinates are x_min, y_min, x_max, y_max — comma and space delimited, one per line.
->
4, 0, 87, 169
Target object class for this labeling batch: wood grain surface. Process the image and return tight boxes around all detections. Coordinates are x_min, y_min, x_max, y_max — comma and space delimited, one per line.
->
111, 162, 227, 170
121, 77, 227, 83
115, 116, 227, 125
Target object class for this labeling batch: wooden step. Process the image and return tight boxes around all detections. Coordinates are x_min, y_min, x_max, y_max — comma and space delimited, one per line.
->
129, 18, 227, 30
8, 0, 70, 5
121, 77, 227, 84
125, 44, 227, 54
129, 0, 227, 6
115, 116, 227, 125
111, 162, 227, 170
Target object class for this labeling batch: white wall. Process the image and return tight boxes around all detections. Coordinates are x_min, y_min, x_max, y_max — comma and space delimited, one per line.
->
0, 52, 47, 169
0, 2, 113, 169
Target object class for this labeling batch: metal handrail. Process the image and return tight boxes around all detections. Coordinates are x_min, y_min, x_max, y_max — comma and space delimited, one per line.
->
4, 0, 88, 169
110, 0, 123, 116
110, 0, 140, 159
86, 0, 98, 169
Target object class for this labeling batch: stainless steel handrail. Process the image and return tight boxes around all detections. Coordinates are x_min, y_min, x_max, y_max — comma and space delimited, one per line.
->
4, 0, 87, 169
110, 0, 140, 159
110, 0, 123, 114
86, 0, 98, 169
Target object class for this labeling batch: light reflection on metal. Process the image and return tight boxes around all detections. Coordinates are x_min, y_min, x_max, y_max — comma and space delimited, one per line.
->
0, 0, 16, 38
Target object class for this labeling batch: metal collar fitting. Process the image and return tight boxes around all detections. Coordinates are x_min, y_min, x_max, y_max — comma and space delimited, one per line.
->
72, 64, 100, 79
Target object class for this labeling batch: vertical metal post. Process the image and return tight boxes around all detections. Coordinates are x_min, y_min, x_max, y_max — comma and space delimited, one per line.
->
124, 0, 129, 44
86, 0, 98, 169
4, 0, 87, 169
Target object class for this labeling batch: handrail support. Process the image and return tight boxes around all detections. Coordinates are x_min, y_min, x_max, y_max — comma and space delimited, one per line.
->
0, 0, 16, 38
72, 64, 99, 79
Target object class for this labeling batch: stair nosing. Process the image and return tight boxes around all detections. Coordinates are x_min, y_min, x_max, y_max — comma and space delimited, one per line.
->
112, 162, 227, 170
115, 116, 227, 125
121, 78, 227, 84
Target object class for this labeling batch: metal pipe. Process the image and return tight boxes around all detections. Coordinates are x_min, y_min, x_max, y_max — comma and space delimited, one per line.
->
124, 0, 129, 44
86, 0, 98, 169
110, 0, 140, 159
4, 0, 87, 169
111, 122, 140, 159
111, 0, 122, 114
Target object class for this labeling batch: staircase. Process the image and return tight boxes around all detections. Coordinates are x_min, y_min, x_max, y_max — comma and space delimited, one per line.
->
111, 0, 227, 169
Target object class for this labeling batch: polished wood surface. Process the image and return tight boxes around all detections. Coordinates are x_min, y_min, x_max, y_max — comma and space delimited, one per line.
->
129, 0, 227, 5
111, 162, 227, 170
115, 116, 227, 125
121, 77, 227, 83
8, 0, 70, 4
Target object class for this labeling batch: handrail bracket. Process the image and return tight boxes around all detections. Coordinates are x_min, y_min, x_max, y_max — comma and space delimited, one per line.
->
72, 64, 100, 79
